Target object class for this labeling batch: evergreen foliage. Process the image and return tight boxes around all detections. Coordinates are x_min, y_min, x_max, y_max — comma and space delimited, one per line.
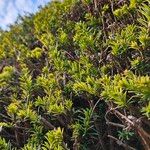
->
0, 0, 150, 149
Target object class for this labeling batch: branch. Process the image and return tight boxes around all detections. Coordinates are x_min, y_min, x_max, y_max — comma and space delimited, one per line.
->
108, 135, 136, 150
40, 117, 55, 130
105, 107, 125, 128
113, 110, 150, 150
106, 121, 125, 128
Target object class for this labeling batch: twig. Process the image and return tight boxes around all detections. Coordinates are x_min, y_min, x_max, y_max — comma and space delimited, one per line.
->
113, 110, 150, 150
105, 106, 125, 128
108, 135, 136, 150
14, 125, 20, 147
14, 125, 30, 130
0, 113, 11, 120
40, 117, 55, 130
106, 121, 125, 128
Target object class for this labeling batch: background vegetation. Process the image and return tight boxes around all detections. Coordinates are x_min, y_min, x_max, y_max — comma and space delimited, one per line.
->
0, 0, 150, 149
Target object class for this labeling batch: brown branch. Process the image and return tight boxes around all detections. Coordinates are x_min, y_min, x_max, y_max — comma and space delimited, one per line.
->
14, 125, 20, 147
105, 107, 125, 128
0, 113, 11, 120
113, 110, 150, 150
106, 121, 125, 128
40, 117, 55, 130
108, 135, 136, 150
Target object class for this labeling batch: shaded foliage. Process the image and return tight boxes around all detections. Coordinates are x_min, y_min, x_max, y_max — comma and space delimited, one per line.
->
0, 0, 150, 149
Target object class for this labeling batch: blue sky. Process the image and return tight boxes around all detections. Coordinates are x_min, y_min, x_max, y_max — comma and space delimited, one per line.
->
0, 0, 51, 30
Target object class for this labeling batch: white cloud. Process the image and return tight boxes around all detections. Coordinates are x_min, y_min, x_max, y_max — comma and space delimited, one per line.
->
0, 0, 6, 17
15, 0, 34, 13
0, 0, 50, 30
37, 0, 50, 6
2, 1, 18, 25
0, 0, 18, 29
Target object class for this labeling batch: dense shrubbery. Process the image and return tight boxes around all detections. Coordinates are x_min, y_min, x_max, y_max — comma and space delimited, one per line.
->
0, 0, 150, 149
